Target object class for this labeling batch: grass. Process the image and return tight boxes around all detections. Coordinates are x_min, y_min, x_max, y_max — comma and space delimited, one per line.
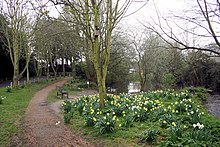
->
68, 111, 165, 146
67, 111, 142, 146
47, 82, 80, 103
47, 78, 96, 103
0, 80, 57, 146
47, 90, 78, 103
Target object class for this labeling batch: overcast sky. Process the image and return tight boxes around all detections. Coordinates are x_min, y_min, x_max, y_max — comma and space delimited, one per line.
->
48, 0, 187, 27
121, 0, 187, 27
46, 0, 211, 46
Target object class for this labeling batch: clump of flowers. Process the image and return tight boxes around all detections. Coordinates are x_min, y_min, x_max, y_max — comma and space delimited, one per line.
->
193, 122, 204, 129
139, 128, 160, 143
95, 112, 117, 134
6, 86, 12, 92
62, 100, 74, 123
0, 96, 6, 104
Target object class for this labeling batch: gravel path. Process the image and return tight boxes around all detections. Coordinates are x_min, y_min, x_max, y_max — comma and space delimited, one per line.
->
205, 95, 220, 119
23, 79, 94, 146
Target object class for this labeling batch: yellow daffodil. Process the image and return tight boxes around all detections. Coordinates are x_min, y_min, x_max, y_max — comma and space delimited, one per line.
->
172, 122, 176, 127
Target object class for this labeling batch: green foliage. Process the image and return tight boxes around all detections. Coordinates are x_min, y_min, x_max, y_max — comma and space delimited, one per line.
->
64, 88, 220, 146
162, 73, 176, 89
0, 95, 6, 104
168, 124, 183, 142
63, 100, 73, 114
64, 111, 73, 124
95, 113, 117, 134
185, 129, 210, 141
122, 114, 134, 128
77, 81, 97, 89
63, 78, 97, 92
6, 86, 12, 92
62, 100, 74, 124
139, 128, 160, 143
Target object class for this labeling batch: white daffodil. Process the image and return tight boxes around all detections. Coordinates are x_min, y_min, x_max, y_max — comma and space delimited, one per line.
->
56, 121, 60, 125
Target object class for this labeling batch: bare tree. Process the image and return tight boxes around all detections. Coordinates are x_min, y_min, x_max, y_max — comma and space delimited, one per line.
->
0, 0, 45, 86
1, 0, 30, 87
144, 0, 220, 57
49, 0, 136, 108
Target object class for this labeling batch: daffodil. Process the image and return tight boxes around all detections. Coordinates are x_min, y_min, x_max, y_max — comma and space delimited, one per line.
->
172, 122, 176, 127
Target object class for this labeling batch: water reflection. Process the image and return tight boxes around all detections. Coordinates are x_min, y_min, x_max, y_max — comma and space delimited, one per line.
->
128, 82, 141, 94
107, 82, 140, 94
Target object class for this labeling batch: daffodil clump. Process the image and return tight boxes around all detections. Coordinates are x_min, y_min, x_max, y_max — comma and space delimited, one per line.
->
6, 86, 12, 93
62, 89, 220, 146
0, 95, 6, 104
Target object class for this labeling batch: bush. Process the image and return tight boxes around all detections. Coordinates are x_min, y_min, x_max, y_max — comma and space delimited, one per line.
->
63, 101, 74, 123
122, 114, 134, 128
6, 86, 12, 92
139, 128, 160, 143
185, 87, 208, 101
95, 113, 117, 134
77, 81, 97, 89
168, 125, 183, 142
62, 100, 73, 114
64, 112, 73, 124
0, 96, 6, 104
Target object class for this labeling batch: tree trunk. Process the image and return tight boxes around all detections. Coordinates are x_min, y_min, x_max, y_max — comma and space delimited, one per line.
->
13, 61, 19, 87
46, 58, 49, 80
62, 56, 65, 77
26, 66, 30, 84
95, 69, 106, 108
13, 43, 19, 87
71, 58, 76, 79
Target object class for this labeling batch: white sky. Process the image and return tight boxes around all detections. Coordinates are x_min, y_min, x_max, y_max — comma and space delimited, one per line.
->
45, 0, 213, 46
48, 0, 187, 26
121, 0, 187, 27
47, 0, 188, 32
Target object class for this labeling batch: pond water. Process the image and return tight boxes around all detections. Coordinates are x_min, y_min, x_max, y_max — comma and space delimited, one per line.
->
107, 82, 140, 94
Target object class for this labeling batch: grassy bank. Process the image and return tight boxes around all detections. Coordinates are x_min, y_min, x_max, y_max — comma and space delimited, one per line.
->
0, 80, 57, 146
63, 88, 220, 146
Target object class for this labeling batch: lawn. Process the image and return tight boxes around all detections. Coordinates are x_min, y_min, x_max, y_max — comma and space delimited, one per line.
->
0, 79, 57, 146
47, 78, 96, 102
63, 87, 220, 146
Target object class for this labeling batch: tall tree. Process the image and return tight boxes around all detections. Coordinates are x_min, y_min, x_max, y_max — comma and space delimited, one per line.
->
1, 0, 44, 86
0, 0, 29, 86
50, 0, 133, 108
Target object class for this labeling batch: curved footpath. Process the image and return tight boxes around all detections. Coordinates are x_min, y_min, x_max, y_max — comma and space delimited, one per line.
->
23, 79, 93, 146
